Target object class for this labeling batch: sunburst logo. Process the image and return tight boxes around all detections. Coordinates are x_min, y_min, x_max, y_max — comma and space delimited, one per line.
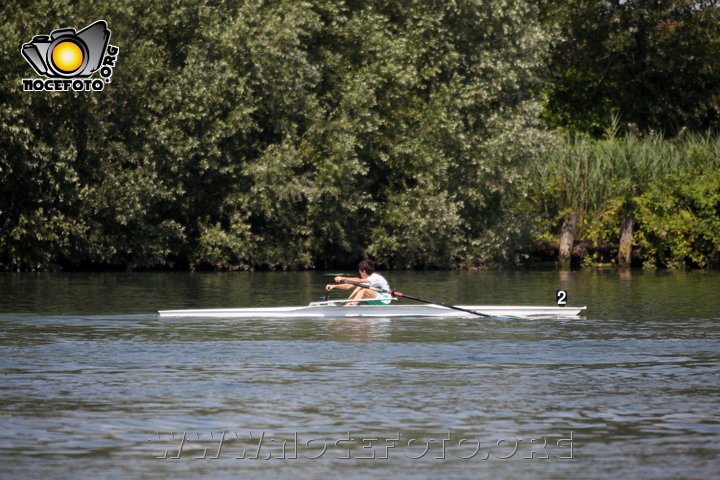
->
21, 20, 119, 91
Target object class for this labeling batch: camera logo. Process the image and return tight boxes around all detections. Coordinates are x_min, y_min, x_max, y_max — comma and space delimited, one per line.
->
21, 20, 119, 92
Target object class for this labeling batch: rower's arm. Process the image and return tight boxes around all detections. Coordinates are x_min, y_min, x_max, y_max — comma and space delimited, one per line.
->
334, 276, 367, 284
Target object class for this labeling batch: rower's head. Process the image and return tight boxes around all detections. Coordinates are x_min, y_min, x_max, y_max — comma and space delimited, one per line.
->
358, 260, 375, 277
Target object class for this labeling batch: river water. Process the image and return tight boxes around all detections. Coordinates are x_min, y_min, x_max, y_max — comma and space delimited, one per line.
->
1, 270, 718, 479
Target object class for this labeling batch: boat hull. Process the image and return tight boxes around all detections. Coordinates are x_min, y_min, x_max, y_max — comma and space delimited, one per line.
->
158, 304, 586, 319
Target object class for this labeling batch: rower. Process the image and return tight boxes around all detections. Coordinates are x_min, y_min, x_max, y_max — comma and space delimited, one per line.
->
325, 260, 392, 305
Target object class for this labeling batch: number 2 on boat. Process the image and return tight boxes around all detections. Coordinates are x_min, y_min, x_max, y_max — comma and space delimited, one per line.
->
556, 290, 568, 306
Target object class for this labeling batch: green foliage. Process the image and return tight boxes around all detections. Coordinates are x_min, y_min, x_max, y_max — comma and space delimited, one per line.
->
367, 186, 462, 269
539, 0, 720, 136
635, 161, 720, 269
0, 0, 552, 270
2, 0, 718, 271
531, 128, 720, 268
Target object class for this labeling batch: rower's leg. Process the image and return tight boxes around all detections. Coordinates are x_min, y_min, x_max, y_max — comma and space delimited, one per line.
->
347, 288, 376, 306
346, 287, 362, 305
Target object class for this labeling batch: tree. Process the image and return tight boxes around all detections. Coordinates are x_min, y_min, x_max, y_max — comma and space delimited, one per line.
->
540, 0, 720, 136
1, 0, 554, 270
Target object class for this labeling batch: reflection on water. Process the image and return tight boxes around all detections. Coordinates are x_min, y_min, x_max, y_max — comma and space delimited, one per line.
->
0, 270, 719, 479
325, 318, 393, 342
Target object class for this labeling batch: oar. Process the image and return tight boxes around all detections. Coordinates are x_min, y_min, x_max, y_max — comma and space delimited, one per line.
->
340, 280, 491, 318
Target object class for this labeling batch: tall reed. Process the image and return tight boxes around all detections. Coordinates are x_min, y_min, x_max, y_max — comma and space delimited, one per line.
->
535, 128, 720, 267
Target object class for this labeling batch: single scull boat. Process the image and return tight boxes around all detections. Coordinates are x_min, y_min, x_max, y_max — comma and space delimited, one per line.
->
158, 298, 586, 319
